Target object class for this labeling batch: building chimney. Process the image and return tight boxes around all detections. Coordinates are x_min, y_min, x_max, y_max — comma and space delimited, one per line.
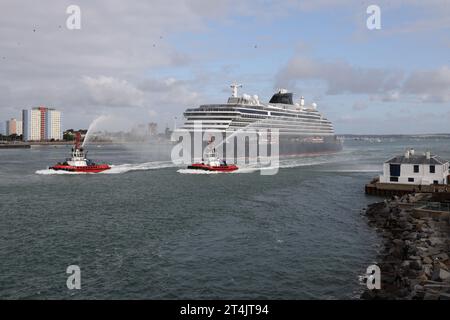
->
405, 149, 410, 159
426, 151, 431, 159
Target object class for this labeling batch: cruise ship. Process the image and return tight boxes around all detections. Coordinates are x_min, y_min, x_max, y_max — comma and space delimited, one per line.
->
178, 83, 342, 157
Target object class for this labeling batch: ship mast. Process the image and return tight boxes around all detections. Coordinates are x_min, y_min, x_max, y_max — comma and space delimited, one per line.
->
74, 132, 81, 150
230, 82, 242, 98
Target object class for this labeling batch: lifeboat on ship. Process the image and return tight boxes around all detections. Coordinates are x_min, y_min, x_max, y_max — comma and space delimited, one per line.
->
188, 148, 238, 172
50, 133, 111, 173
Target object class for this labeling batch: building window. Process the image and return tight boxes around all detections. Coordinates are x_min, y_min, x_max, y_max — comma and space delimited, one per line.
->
433, 180, 439, 185
390, 177, 398, 182
413, 165, 419, 173
430, 165, 435, 173
408, 178, 414, 182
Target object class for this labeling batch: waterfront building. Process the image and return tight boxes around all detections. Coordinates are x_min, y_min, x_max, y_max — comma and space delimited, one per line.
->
149, 122, 158, 136
22, 107, 62, 141
379, 149, 449, 185
5, 118, 23, 136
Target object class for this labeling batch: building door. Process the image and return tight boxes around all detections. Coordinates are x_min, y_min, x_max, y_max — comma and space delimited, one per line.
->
390, 164, 401, 177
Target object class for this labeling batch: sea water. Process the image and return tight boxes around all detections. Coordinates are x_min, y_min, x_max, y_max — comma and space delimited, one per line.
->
1, 137, 449, 299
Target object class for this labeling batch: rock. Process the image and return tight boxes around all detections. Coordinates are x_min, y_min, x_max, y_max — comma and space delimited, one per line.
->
408, 269, 420, 277
424, 292, 440, 300
438, 293, 450, 300
413, 284, 424, 292
423, 256, 433, 264
433, 253, 449, 262
431, 268, 450, 281
401, 260, 410, 268
416, 246, 429, 257
427, 248, 442, 256
438, 262, 449, 271
398, 288, 409, 297
406, 232, 418, 240
423, 264, 433, 277
413, 291, 425, 299
410, 260, 423, 271
362, 196, 450, 300
428, 237, 444, 246
417, 273, 428, 282
361, 290, 374, 300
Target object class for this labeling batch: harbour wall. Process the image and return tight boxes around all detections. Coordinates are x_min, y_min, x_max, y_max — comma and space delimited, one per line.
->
361, 193, 450, 300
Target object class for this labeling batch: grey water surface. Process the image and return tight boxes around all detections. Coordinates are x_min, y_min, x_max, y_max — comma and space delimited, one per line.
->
1, 137, 449, 299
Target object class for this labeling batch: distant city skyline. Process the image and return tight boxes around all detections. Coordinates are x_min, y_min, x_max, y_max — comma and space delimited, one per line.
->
0, 1, 449, 134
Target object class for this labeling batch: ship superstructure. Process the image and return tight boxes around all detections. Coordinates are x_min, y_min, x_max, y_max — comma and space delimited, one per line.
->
179, 84, 341, 156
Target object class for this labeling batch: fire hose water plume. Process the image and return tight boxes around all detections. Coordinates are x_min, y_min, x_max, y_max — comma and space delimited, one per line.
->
82, 115, 110, 147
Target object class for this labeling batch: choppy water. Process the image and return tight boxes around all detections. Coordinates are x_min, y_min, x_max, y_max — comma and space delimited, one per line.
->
1, 137, 449, 299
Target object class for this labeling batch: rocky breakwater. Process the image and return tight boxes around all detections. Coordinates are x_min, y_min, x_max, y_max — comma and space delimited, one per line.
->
362, 193, 450, 299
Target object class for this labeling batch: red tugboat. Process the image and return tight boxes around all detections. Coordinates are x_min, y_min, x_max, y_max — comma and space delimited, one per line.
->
187, 148, 238, 172
50, 133, 111, 173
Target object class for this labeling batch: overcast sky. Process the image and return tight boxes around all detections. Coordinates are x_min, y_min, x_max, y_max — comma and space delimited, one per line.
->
0, 0, 449, 134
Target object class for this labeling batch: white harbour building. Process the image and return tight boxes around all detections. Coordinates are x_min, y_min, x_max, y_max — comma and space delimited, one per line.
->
380, 149, 449, 185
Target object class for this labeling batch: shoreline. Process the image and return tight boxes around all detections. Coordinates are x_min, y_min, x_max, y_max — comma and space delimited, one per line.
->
362, 193, 450, 299
0, 140, 173, 147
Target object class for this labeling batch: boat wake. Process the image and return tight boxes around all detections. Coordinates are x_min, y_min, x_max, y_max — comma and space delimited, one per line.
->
177, 169, 221, 175
36, 169, 84, 175
176, 155, 347, 175
105, 161, 176, 174
177, 167, 259, 174
36, 161, 177, 175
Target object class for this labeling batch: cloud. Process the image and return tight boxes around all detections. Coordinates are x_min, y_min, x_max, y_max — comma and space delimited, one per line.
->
1, 0, 449, 133
82, 76, 145, 108
276, 56, 404, 95
276, 55, 450, 103
0, 0, 224, 128
139, 77, 202, 111
403, 66, 450, 102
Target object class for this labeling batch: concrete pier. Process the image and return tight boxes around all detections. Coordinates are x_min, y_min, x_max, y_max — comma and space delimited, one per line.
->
365, 177, 450, 197
0, 143, 31, 149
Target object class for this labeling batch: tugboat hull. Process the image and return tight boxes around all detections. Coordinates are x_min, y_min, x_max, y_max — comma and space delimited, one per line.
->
187, 163, 238, 172
50, 164, 111, 173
